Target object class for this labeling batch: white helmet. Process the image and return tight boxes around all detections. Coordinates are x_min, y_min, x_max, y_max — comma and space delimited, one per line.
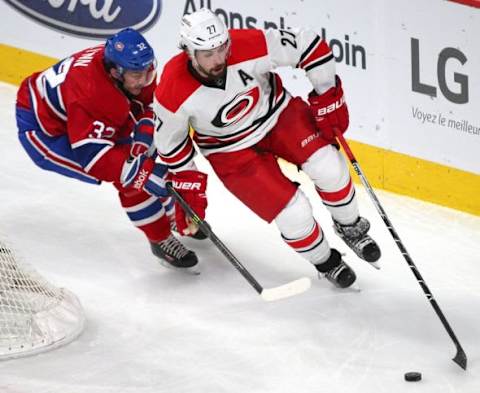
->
179, 8, 229, 58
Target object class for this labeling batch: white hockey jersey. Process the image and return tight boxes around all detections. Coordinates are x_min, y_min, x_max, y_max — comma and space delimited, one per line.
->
153, 28, 336, 171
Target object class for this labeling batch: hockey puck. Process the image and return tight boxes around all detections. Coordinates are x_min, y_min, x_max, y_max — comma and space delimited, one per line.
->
404, 372, 422, 382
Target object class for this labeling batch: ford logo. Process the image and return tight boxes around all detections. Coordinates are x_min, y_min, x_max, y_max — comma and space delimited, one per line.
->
5, 0, 161, 39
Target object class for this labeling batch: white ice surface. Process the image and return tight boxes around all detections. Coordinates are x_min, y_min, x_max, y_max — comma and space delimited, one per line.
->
0, 81, 479, 393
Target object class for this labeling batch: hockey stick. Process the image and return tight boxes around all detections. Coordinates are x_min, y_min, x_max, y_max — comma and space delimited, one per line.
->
334, 129, 467, 370
167, 183, 311, 301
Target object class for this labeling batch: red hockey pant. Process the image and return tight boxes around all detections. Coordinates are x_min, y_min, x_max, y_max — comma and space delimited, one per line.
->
207, 97, 331, 222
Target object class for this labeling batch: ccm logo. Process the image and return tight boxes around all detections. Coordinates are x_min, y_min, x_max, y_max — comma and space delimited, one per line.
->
316, 95, 345, 116
134, 169, 149, 189
173, 181, 201, 191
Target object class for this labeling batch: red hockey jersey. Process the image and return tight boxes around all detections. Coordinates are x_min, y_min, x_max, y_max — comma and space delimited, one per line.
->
153, 28, 335, 171
17, 45, 156, 182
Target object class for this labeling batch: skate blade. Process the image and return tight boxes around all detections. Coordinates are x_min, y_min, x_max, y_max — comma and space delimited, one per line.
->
157, 259, 201, 275
331, 282, 362, 293
345, 282, 362, 292
317, 273, 362, 292
368, 261, 381, 270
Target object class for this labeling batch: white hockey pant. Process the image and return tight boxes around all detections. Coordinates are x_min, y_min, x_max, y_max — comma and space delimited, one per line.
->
275, 189, 331, 264
301, 145, 359, 225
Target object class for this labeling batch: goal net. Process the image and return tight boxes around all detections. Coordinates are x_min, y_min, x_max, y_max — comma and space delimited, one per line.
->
0, 240, 85, 360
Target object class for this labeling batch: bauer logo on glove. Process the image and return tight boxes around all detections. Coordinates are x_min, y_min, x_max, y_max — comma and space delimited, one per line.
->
313, 94, 346, 118
172, 180, 202, 191
169, 171, 208, 236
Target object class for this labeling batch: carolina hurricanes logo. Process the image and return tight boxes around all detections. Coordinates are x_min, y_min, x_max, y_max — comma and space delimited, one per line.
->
211, 86, 260, 128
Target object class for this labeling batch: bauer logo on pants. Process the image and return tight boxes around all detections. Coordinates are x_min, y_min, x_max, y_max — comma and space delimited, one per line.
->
4, 0, 162, 39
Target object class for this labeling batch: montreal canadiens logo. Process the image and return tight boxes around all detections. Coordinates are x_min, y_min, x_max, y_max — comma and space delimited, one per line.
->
212, 86, 260, 128
114, 41, 125, 51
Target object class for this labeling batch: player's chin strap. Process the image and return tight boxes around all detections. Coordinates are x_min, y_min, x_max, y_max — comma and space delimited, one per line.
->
334, 128, 467, 371
166, 183, 311, 302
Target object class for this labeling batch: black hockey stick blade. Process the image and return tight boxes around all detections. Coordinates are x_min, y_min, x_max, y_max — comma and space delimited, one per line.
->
453, 347, 468, 370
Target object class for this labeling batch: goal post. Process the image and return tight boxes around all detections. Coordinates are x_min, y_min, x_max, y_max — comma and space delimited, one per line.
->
0, 240, 85, 360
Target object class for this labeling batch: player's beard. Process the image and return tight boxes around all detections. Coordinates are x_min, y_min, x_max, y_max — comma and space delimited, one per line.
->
198, 62, 227, 83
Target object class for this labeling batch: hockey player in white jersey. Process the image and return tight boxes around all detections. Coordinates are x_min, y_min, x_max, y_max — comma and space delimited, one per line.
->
153, 8, 381, 288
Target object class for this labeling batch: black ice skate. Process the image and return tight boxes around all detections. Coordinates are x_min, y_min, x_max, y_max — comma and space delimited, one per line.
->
315, 249, 356, 289
150, 234, 200, 274
333, 217, 381, 268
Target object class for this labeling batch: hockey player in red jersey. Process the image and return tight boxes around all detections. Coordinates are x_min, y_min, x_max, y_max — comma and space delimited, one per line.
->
15, 28, 200, 273
153, 9, 381, 288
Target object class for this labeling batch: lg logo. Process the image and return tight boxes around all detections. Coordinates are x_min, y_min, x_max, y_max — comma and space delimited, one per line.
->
411, 38, 469, 104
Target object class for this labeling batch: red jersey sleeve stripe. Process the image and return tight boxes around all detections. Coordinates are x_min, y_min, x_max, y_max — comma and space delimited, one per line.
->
163, 149, 196, 170
159, 137, 194, 165
298, 38, 333, 70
